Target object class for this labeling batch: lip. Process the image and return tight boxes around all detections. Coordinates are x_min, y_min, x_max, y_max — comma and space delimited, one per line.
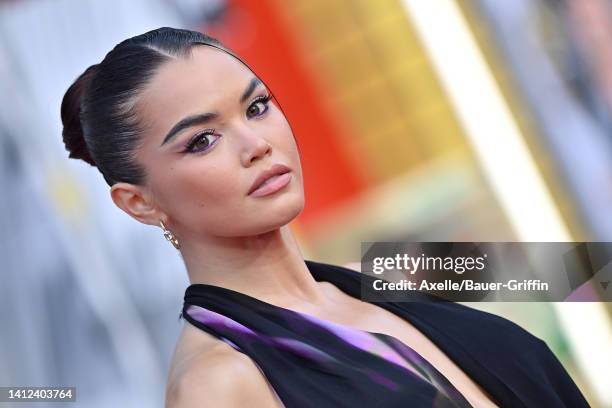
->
248, 163, 292, 197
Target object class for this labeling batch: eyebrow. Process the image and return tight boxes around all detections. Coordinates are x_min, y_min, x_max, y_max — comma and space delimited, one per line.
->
160, 77, 263, 147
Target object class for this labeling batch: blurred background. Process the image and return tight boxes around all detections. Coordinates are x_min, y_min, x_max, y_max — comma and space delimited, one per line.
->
1, 0, 612, 406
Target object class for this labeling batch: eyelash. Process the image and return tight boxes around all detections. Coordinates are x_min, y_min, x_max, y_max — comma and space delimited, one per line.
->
183, 92, 274, 154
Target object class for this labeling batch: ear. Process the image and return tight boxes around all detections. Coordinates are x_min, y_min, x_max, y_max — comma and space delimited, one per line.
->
110, 182, 162, 226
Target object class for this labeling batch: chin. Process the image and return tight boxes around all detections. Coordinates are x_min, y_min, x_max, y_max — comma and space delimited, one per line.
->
248, 201, 304, 235
269, 201, 304, 228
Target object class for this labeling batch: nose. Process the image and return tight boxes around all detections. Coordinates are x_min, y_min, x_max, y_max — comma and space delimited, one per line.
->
239, 127, 272, 167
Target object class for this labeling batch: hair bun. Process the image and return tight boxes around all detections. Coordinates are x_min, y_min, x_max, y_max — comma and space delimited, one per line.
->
60, 64, 99, 167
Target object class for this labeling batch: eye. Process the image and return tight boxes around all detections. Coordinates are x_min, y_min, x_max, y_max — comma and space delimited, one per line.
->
246, 94, 272, 118
184, 130, 221, 154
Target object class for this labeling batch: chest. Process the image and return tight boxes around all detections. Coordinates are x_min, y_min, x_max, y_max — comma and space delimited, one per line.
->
331, 297, 500, 408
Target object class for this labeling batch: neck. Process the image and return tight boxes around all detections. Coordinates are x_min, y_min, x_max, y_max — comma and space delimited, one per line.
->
179, 225, 329, 308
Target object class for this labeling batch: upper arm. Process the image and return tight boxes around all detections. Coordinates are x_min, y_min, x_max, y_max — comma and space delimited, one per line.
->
166, 347, 282, 408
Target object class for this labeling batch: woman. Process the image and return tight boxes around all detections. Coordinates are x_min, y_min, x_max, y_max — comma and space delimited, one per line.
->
60, 27, 590, 407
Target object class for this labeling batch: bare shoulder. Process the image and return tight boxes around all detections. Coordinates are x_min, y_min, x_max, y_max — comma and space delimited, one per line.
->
165, 322, 282, 408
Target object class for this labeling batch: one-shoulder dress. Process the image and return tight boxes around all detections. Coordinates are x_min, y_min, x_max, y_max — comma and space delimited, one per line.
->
181, 259, 590, 407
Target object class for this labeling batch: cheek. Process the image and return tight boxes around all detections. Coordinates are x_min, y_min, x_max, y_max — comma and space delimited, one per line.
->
158, 163, 240, 219
268, 110, 300, 157
186, 167, 237, 208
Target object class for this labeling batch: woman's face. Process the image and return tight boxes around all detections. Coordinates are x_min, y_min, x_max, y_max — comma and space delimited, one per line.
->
130, 45, 304, 239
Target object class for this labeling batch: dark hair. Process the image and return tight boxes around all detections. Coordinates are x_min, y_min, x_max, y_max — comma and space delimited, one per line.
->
60, 27, 235, 187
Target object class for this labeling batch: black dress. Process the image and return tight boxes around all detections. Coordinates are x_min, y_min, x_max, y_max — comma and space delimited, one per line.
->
181, 260, 590, 407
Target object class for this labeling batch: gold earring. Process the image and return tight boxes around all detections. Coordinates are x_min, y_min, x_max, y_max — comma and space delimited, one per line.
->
160, 220, 180, 250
